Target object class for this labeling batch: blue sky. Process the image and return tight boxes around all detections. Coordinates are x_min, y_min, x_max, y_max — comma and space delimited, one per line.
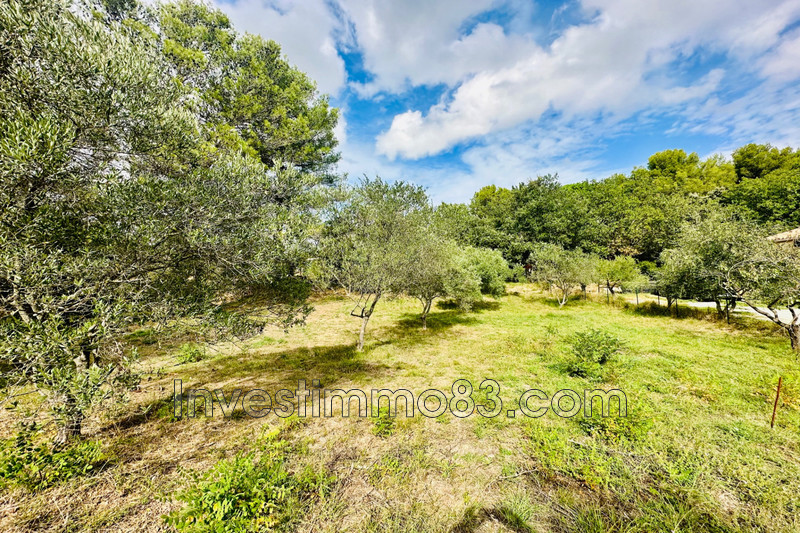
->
214, 0, 800, 203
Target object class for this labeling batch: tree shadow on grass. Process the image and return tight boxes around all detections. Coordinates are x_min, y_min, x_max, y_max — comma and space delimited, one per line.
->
536, 294, 595, 309
436, 299, 502, 312
108, 396, 176, 430
108, 343, 394, 431
383, 300, 501, 344
621, 300, 720, 320
186, 344, 399, 397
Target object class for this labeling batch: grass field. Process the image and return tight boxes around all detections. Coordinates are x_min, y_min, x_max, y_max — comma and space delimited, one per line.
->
2, 284, 799, 532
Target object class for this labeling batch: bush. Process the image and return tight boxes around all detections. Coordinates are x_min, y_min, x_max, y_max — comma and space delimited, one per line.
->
508, 264, 529, 283
565, 329, 624, 379
176, 343, 206, 364
0, 423, 108, 491
166, 434, 332, 532
464, 247, 508, 298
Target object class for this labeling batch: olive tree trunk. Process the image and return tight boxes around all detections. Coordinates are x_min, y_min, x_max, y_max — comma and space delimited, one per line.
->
356, 293, 381, 351
790, 324, 800, 352
420, 299, 433, 330
54, 395, 84, 445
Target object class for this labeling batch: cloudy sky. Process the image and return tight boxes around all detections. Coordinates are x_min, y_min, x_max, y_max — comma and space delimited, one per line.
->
215, 0, 800, 202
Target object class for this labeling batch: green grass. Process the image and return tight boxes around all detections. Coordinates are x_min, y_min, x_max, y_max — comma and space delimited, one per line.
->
2, 284, 798, 532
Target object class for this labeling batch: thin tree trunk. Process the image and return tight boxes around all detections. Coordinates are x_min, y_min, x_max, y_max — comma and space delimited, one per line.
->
356, 293, 381, 351
55, 395, 83, 445
357, 315, 369, 351
739, 300, 800, 352
421, 299, 432, 330
55, 417, 82, 445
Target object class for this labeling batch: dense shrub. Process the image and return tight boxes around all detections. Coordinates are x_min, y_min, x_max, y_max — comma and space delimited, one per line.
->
166, 435, 332, 532
565, 329, 625, 379
465, 247, 508, 297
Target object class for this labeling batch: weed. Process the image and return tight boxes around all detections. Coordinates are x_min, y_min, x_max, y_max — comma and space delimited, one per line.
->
176, 343, 206, 364
0, 423, 109, 491
165, 434, 332, 532
372, 406, 396, 437
577, 406, 652, 443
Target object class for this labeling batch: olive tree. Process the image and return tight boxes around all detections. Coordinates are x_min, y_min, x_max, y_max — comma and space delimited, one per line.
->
530, 244, 596, 306
397, 232, 484, 329
663, 212, 800, 349
658, 211, 747, 316
529, 244, 578, 306
722, 234, 800, 351
463, 247, 508, 299
0, 0, 330, 441
317, 178, 430, 349
597, 256, 640, 300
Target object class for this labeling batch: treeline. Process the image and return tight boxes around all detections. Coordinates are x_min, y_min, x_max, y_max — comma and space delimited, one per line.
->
447, 145, 800, 263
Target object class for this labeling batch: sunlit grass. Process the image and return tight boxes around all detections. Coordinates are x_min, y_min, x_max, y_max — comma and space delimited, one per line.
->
3, 284, 798, 532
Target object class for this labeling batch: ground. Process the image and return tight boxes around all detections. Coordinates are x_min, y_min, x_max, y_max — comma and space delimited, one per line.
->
1, 284, 799, 532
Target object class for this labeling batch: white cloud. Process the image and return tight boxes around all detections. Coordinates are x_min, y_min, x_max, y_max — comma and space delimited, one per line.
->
760, 27, 800, 82
336, 0, 531, 95
680, 81, 800, 148
375, 0, 800, 160
213, 0, 347, 96
209, 0, 800, 202
339, 114, 624, 204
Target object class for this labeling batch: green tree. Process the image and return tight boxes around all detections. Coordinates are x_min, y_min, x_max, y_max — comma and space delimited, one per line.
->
720, 228, 800, 351
157, 0, 340, 177
536, 244, 574, 307
0, 0, 328, 441
732, 143, 797, 181
433, 203, 481, 246
663, 212, 800, 348
462, 247, 508, 299
597, 256, 640, 300
529, 244, 591, 307
659, 210, 754, 316
317, 179, 430, 350
723, 167, 800, 227
398, 233, 481, 329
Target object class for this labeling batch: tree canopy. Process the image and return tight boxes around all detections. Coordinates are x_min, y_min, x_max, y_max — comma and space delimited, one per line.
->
0, 0, 338, 440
